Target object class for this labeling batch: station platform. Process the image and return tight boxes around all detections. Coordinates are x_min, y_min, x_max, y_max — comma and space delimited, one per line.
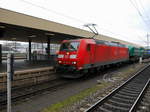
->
0, 59, 55, 73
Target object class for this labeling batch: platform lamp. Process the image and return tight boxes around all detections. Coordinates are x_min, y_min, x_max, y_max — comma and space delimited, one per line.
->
28, 35, 36, 38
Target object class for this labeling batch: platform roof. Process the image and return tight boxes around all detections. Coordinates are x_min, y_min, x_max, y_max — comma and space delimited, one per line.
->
0, 8, 141, 47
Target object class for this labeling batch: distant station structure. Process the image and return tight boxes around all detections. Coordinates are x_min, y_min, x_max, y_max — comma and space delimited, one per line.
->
0, 8, 141, 64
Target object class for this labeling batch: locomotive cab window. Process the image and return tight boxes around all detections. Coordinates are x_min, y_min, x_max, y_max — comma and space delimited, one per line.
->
87, 44, 91, 51
60, 41, 79, 51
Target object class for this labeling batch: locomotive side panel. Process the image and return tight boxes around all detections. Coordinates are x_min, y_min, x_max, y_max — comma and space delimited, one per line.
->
119, 47, 129, 60
94, 44, 110, 65
110, 46, 118, 61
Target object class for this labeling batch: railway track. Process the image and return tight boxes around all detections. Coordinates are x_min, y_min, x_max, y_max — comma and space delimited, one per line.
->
0, 64, 124, 110
0, 63, 147, 111
0, 76, 70, 110
137, 84, 150, 112
85, 64, 150, 112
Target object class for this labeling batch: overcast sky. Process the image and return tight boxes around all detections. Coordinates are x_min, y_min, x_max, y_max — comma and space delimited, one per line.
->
0, 0, 150, 46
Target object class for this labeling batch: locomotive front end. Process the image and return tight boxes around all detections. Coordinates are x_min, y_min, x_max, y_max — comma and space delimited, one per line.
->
56, 40, 83, 78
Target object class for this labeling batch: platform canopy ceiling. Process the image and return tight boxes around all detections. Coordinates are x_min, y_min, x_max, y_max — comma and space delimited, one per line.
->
0, 22, 82, 43
0, 8, 91, 43
0, 8, 141, 47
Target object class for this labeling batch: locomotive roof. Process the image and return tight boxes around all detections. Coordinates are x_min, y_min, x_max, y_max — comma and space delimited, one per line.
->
64, 38, 126, 47
94, 39, 126, 47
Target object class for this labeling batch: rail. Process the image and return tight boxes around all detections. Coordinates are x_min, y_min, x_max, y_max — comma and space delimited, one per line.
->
85, 64, 150, 112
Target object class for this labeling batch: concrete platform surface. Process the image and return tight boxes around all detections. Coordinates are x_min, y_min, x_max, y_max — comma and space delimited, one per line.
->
0, 59, 55, 73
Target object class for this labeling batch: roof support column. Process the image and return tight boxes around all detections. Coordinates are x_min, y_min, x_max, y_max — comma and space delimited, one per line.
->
0, 44, 2, 64
47, 37, 50, 60
28, 39, 32, 62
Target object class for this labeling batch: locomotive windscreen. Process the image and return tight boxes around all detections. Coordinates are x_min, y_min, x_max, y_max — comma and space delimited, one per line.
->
60, 41, 79, 51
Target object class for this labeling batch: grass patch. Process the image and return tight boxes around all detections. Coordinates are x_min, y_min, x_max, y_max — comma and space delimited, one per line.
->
41, 82, 110, 112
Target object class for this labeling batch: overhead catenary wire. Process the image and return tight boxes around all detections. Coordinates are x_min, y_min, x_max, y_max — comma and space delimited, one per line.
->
19, 0, 86, 24
98, 27, 147, 46
135, 0, 150, 26
14, 0, 148, 45
138, 0, 150, 22
98, 27, 133, 40
130, 0, 150, 46
19, 0, 134, 39
129, 0, 150, 29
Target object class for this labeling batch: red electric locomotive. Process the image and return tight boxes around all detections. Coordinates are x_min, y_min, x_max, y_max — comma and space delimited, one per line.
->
56, 38, 129, 78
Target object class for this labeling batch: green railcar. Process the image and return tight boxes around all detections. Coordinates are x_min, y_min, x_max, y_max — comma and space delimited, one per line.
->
139, 47, 145, 57
127, 46, 143, 61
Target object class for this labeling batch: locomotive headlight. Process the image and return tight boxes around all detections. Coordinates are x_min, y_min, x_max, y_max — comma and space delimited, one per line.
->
58, 61, 62, 63
58, 54, 64, 58
72, 61, 77, 64
70, 55, 77, 59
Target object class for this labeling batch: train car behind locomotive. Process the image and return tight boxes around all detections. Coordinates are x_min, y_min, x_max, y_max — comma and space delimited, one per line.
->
56, 38, 129, 78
